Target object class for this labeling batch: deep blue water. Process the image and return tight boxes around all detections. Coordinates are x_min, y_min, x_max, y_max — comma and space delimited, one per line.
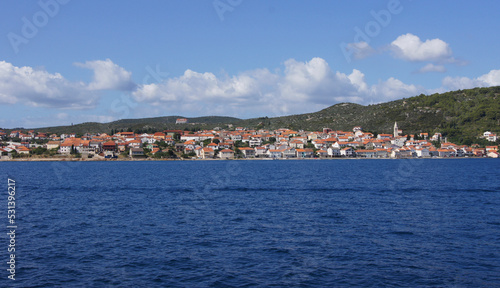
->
0, 159, 499, 287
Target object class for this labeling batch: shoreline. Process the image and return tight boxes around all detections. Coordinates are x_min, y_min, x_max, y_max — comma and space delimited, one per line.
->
0, 156, 493, 162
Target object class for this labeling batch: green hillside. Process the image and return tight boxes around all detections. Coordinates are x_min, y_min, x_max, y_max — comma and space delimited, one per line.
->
239, 86, 500, 143
21, 86, 500, 144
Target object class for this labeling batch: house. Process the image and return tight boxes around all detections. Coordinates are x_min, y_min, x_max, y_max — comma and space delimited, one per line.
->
355, 149, 377, 158
117, 142, 128, 152
9, 131, 20, 138
79, 140, 92, 154
415, 148, 430, 158
289, 140, 304, 149
146, 143, 159, 150
482, 131, 498, 142
45, 141, 60, 150
486, 146, 498, 152
296, 148, 314, 158
153, 132, 166, 140
487, 151, 499, 158
431, 133, 442, 141
341, 147, 355, 157
282, 147, 296, 158
399, 147, 413, 158
267, 149, 283, 158
377, 134, 392, 140
206, 142, 219, 150
375, 148, 388, 158
102, 141, 117, 152
219, 149, 234, 159
89, 141, 102, 154
316, 149, 328, 158
16, 146, 30, 154
200, 147, 214, 159
254, 147, 267, 157
128, 139, 142, 149
327, 147, 341, 157
129, 148, 144, 157
473, 148, 486, 157
438, 149, 453, 157
419, 133, 429, 140
487, 133, 497, 142
176, 118, 188, 124
249, 138, 262, 147
164, 136, 175, 146
390, 147, 412, 158
238, 147, 255, 158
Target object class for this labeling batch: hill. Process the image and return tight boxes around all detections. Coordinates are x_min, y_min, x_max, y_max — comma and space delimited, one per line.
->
238, 86, 500, 143
23, 86, 500, 144
30, 116, 241, 135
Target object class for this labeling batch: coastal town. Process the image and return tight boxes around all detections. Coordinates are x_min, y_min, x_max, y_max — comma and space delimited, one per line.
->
0, 121, 498, 160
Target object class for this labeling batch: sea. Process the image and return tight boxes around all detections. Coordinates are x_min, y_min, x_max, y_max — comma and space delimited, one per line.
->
0, 159, 499, 287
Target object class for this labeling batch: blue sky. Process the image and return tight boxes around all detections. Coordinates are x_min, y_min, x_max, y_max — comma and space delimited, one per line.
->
1, 0, 500, 128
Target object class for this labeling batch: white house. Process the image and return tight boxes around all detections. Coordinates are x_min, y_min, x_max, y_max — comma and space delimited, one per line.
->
282, 147, 296, 158
267, 149, 283, 158
249, 138, 262, 147
239, 147, 255, 158
219, 149, 234, 159
327, 147, 341, 157
415, 148, 430, 158
341, 147, 355, 157
254, 147, 267, 157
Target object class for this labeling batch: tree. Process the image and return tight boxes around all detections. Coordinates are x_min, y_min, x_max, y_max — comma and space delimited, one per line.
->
158, 140, 168, 149
202, 139, 212, 147
152, 151, 165, 159
234, 147, 244, 158
166, 149, 176, 158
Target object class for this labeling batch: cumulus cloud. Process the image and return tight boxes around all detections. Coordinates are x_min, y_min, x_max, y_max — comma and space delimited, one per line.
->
0, 59, 137, 109
0, 61, 97, 108
75, 59, 136, 91
346, 41, 376, 60
442, 69, 500, 90
369, 78, 420, 102
417, 63, 446, 73
132, 57, 424, 117
390, 33, 453, 62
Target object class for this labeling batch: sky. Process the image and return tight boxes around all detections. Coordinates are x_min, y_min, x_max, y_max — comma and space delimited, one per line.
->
1, 0, 500, 129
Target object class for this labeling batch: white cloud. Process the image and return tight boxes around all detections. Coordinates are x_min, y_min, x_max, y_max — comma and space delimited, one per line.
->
369, 78, 421, 103
0, 61, 97, 108
75, 59, 136, 91
442, 69, 500, 90
478, 69, 500, 86
390, 33, 453, 62
346, 41, 376, 60
132, 57, 424, 117
417, 63, 446, 73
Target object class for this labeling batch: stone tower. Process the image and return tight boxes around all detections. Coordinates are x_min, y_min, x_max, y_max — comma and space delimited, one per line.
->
394, 122, 399, 137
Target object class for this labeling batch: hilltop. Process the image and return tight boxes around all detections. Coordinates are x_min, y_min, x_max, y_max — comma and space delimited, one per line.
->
19, 86, 500, 144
